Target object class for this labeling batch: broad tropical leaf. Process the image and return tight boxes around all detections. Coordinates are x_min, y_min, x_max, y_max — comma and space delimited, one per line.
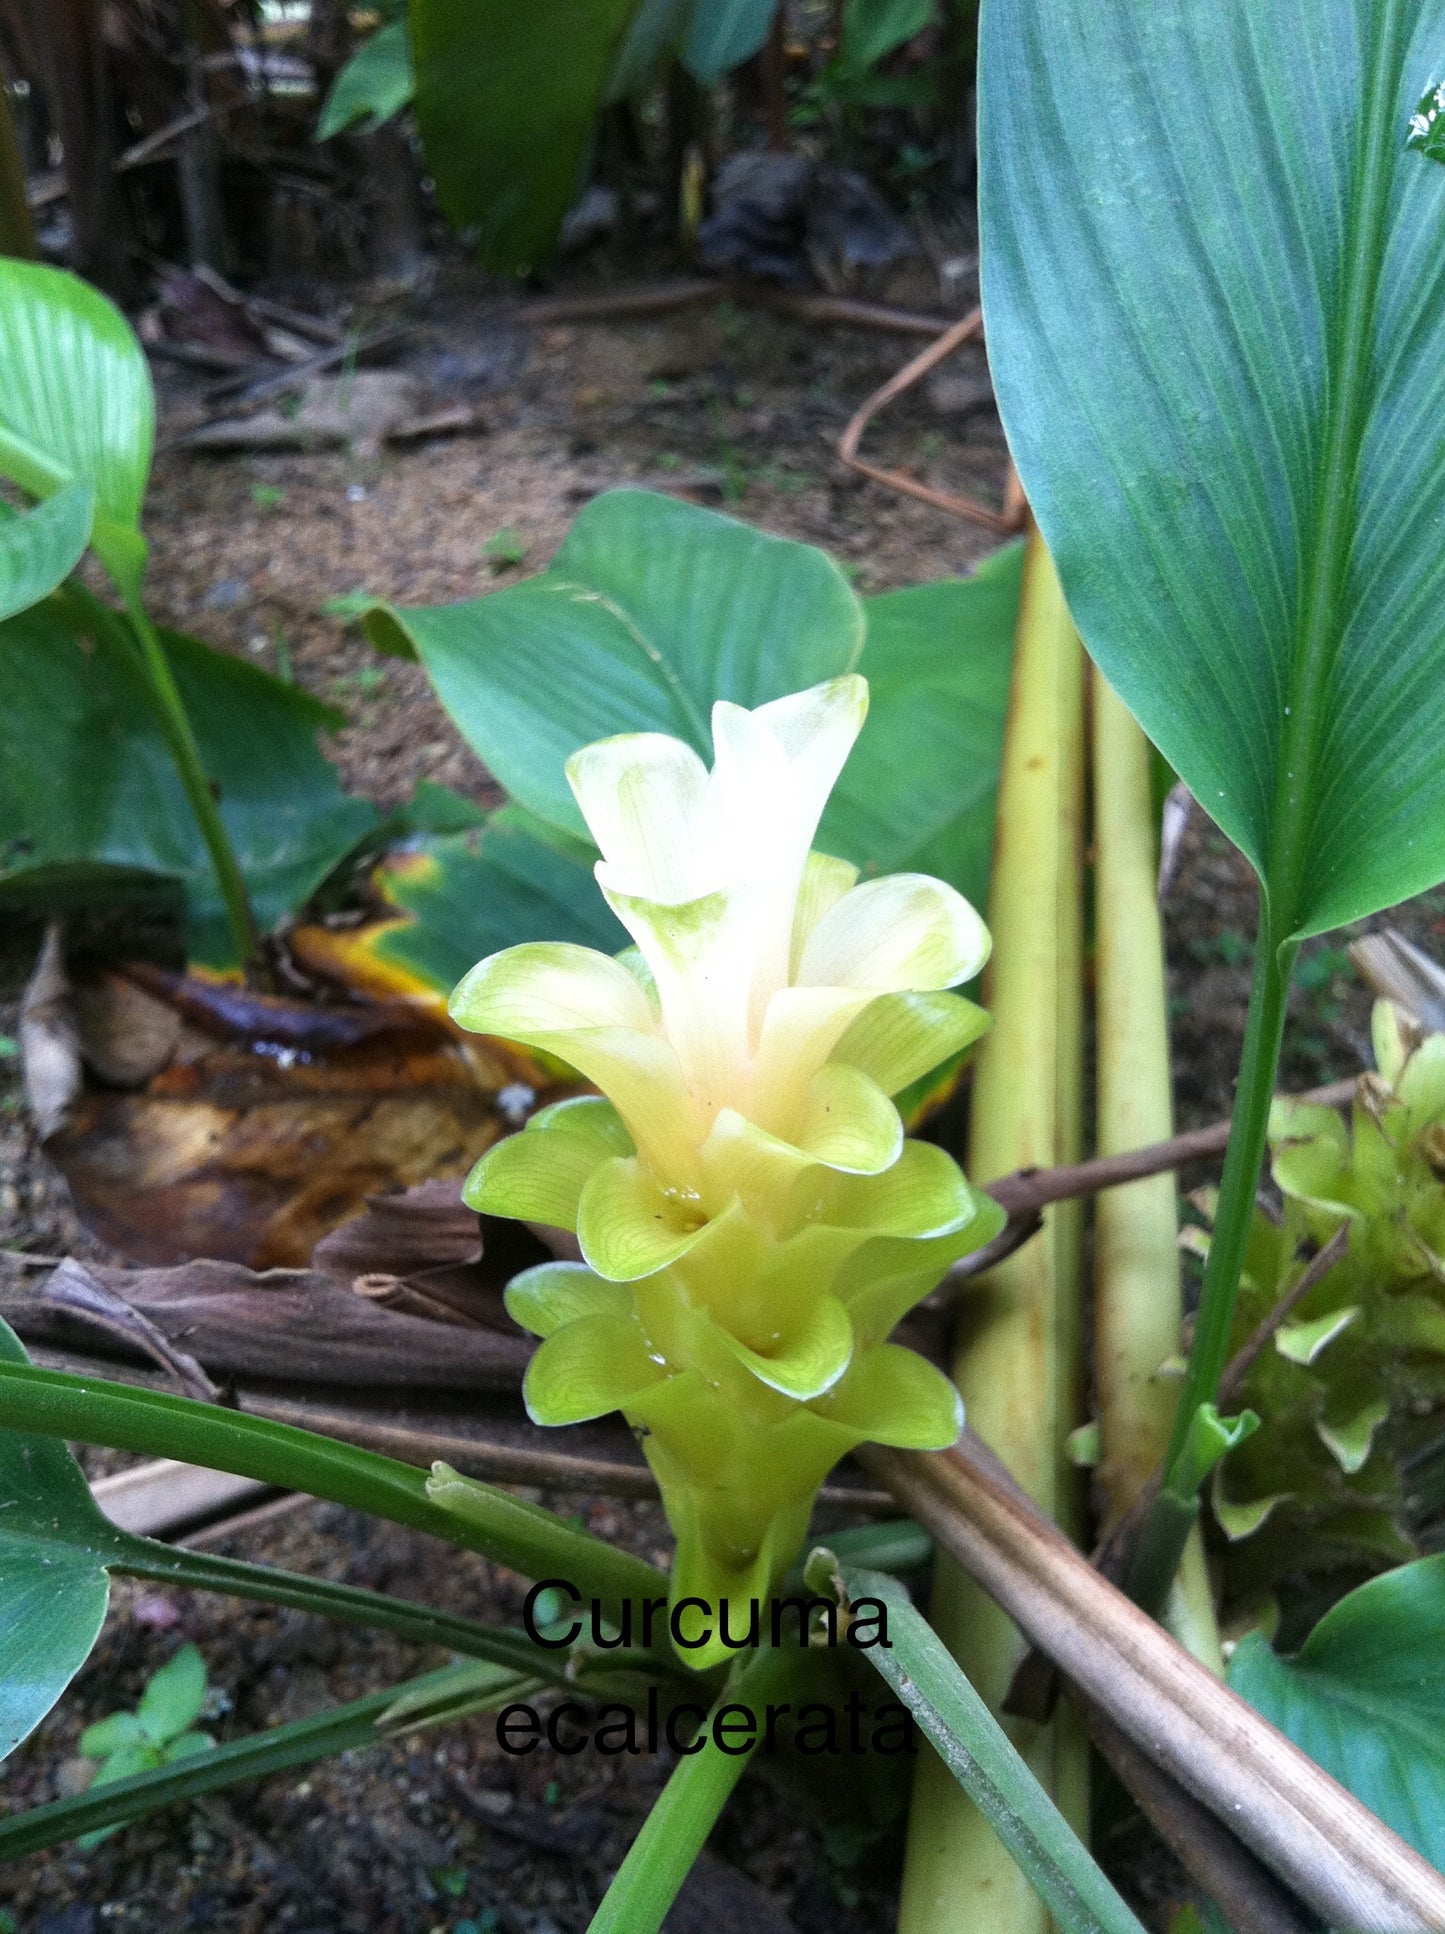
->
316, 21, 415, 140
1229, 1555, 1445, 1871
0, 597, 375, 968
981, 0, 1445, 940
410, 0, 636, 275
0, 482, 92, 623
0, 1321, 112, 1759
362, 490, 864, 841
823, 542, 1021, 909
0, 257, 152, 595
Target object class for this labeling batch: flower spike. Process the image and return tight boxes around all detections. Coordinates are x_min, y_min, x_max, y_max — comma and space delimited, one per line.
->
452, 677, 1002, 1668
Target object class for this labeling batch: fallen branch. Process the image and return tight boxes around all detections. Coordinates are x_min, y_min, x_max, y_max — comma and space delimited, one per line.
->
863, 1438, 1445, 1933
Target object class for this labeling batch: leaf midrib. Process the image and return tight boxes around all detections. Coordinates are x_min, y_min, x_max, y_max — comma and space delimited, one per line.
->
1268, 0, 1411, 936
557, 578, 713, 747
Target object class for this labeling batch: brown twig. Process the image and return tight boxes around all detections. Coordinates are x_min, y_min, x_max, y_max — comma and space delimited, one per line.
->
984, 1076, 1358, 1222
514, 279, 963, 337
836, 307, 1019, 533
1218, 1221, 1351, 1409
863, 1438, 1445, 1932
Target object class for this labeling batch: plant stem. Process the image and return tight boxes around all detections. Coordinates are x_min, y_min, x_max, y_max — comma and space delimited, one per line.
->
897, 528, 1086, 1931
0, 79, 37, 259
0, 1662, 525, 1861
122, 593, 265, 977
0, 1359, 668, 1630
587, 1648, 797, 1934
1092, 672, 1222, 1668
1126, 908, 1295, 1602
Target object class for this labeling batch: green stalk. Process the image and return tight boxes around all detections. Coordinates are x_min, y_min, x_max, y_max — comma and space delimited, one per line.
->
122, 593, 265, 976
105, 1533, 567, 1682
1128, 919, 1293, 1601
0, 1359, 668, 1628
586, 1649, 798, 1934
0, 1662, 527, 1861
1091, 674, 1222, 1669
897, 530, 1086, 1932
0, 79, 37, 259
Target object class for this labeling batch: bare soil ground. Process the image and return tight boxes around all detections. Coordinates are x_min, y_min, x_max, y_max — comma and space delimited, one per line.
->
3, 259, 1444, 1933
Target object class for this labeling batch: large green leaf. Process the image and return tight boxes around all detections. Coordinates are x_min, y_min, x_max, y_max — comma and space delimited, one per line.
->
980, 0, 1445, 942
0, 257, 152, 595
1228, 1555, 1445, 1872
316, 21, 415, 140
410, 0, 636, 276
0, 483, 93, 624
0, 596, 375, 968
823, 542, 1020, 909
0, 1322, 112, 1760
362, 489, 864, 841
358, 811, 626, 996
606, 0, 693, 100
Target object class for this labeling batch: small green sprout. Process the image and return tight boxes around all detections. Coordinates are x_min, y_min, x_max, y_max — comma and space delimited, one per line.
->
250, 484, 287, 511
481, 528, 528, 572
78, 1643, 215, 1846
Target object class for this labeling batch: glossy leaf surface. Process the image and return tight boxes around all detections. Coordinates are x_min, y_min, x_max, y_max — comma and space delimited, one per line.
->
0, 258, 152, 591
1229, 1554, 1445, 1870
823, 542, 1020, 910
0, 1322, 112, 1760
0, 483, 92, 623
316, 21, 415, 139
682, 0, 776, 83
0, 597, 375, 967
363, 490, 864, 841
981, 0, 1445, 939
410, 0, 636, 275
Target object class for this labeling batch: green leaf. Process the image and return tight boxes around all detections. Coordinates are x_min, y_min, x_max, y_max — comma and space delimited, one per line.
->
681, 0, 776, 84
837, 0, 936, 76
980, 1, 1445, 941
136, 1644, 207, 1745
362, 489, 864, 841
1228, 1554, 1445, 1871
0, 482, 92, 623
0, 1321, 113, 1761
77, 1712, 145, 1758
410, 0, 636, 276
0, 1662, 514, 1860
0, 1350, 668, 1630
606, 0, 694, 100
316, 21, 415, 139
831, 1564, 1147, 1934
0, 258, 152, 594
357, 814, 624, 997
0, 594, 376, 968
823, 543, 1020, 908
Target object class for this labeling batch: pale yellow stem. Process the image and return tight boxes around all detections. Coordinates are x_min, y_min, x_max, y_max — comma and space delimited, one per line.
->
1092, 671, 1223, 1674
897, 531, 1087, 1931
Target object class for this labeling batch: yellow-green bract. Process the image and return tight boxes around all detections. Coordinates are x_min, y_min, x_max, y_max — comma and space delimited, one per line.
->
449, 675, 1003, 1667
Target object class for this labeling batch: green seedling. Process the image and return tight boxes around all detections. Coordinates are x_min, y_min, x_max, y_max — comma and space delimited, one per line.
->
77, 1643, 215, 1846
481, 528, 527, 572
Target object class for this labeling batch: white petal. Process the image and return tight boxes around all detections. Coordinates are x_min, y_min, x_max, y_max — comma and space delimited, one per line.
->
797, 873, 990, 992
450, 941, 654, 1037
789, 851, 859, 978
566, 731, 710, 902
752, 674, 869, 845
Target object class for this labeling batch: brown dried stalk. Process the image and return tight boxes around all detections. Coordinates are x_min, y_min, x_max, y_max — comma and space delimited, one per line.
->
863, 1437, 1445, 1933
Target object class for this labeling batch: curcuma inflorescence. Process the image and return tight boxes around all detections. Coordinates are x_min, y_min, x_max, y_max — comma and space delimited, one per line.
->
450, 675, 1003, 1665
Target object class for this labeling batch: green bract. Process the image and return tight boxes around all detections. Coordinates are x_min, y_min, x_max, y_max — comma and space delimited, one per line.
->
1206, 1003, 1445, 1591
450, 676, 1002, 1665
